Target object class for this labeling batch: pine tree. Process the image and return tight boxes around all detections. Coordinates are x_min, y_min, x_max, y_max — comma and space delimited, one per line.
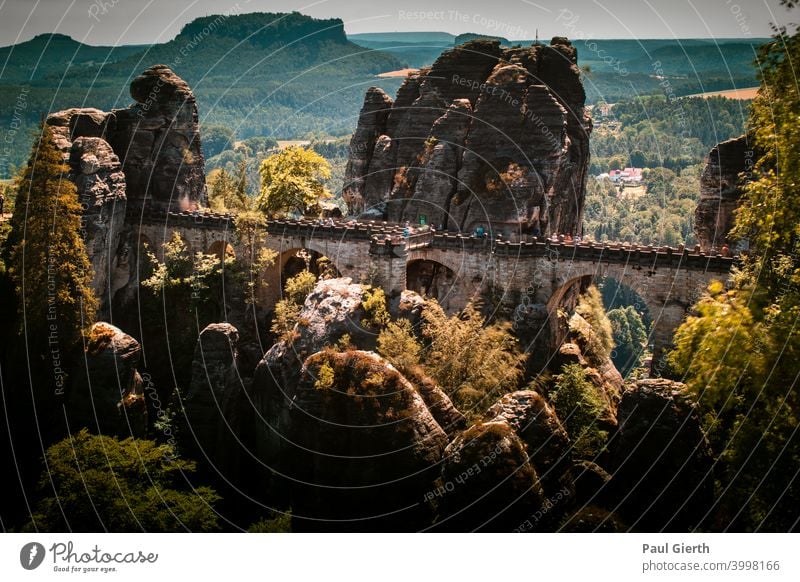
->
7, 124, 97, 360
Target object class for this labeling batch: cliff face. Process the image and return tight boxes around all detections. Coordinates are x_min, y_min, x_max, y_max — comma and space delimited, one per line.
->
46, 65, 207, 313
695, 134, 755, 251
343, 38, 592, 237
47, 64, 207, 213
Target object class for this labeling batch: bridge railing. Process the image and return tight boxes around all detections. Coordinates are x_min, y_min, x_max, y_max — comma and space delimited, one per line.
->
125, 208, 734, 272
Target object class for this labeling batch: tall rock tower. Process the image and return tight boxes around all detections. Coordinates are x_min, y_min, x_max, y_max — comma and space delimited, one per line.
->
343, 38, 592, 238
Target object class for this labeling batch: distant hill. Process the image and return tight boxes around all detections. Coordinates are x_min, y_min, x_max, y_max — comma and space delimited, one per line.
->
0, 14, 771, 178
0, 33, 147, 81
0, 13, 405, 177
453, 33, 510, 45
348, 32, 455, 43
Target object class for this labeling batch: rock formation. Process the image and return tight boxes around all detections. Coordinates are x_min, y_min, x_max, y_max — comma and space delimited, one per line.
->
483, 390, 571, 488
46, 65, 208, 313
250, 278, 455, 530
695, 134, 755, 252
183, 323, 246, 473
67, 322, 147, 437
343, 38, 592, 237
608, 379, 714, 531
435, 420, 546, 531
47, 65, 207, 213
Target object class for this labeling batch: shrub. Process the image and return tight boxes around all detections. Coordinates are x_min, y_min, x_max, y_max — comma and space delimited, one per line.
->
550, 364, 609, 459
28, 429, 220, 532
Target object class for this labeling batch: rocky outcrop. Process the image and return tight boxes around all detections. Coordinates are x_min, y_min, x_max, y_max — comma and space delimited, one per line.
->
342, 87, 394, 215
250, 277, 458, 529
47, 64, 207, 213
608, 379, 714, 531
695, 134, 755, 252
67, 322, 146, 437
484, 390, 571, 487
66, 137, 127, 313
110, 65, 206, 211
46, 65, 207, 312
434, 420, 546, 531
343, 38, 591, 237
278, 350, 449, 530
183, 323, 246, 472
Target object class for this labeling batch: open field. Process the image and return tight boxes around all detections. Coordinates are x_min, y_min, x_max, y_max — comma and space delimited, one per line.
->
687, 86, 759, 99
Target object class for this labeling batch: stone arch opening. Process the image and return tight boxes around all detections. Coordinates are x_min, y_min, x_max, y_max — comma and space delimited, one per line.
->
597, 276, 653, 377
406, 259, 458, 310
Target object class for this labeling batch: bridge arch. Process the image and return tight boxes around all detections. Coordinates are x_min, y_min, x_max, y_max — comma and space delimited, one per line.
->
207, 240, 236, 260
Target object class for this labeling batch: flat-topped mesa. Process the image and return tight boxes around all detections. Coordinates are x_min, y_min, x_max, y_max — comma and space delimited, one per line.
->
343, 37, 592, 238
46, 64, 207, 213
695, 134, 756, 252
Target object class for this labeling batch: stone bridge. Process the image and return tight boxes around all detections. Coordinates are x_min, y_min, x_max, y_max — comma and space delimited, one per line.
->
130, 208, 734, 364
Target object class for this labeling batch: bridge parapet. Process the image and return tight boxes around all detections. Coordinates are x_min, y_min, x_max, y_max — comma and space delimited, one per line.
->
125, 208, 735, 274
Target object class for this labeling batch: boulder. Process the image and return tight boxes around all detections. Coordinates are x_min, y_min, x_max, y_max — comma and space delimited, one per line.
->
483, 390, 571, 487
272, 350, 449, 531
608, 379, 714, 531
434, 420, 546, 531
67, 322, 146, 437
251, 278, 441, 507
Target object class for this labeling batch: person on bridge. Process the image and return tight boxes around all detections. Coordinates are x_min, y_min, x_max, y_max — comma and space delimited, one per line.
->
475, 225, 485, 238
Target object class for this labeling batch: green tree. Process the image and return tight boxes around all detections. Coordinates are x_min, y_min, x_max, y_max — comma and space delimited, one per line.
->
202, 124, 235, 159
208, 168, 234, 212
258, 146, 331, 218
7, 124, 97, 353
29, 429, 220, 532
607, 305, 648, 376
377, 319, 421, 372
270, 269, 317, 341
550, 364, 609, 459
668, 7, 800, 531
235, 158, 249, 205
234, 210, 276, 307
420, 301, 526, 418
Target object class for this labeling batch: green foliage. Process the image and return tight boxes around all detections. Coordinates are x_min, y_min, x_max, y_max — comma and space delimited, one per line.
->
257, 146, 332, 218
270, 298, 302, 342
377, 319, 421, 372
361, 287, 390, 330
607, 306, 648, 376
29, 429, 220, 532
142, 232, 231, 310
571, 286, 614, 365
247, 512, 292, 532
283, 269, 317, 304
420, 301, 526, 418
668, 15, 800, 531
314, 361, 336, 390
583, 166, 701, 246
6, 124, 97, 351
202, 124, 235, 159
550, 364, 609, 459
270, 269, 317, 341
234, 210, 277, 306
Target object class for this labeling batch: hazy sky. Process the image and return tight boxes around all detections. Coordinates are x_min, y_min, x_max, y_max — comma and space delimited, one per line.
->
0, 0, 792, 46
